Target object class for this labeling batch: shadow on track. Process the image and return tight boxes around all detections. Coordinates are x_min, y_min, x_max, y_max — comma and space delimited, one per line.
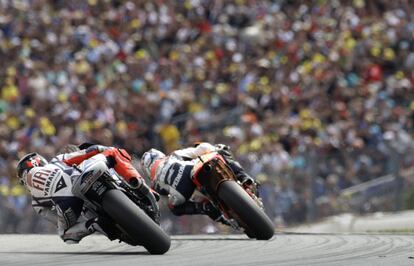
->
0, 251, 149, 256
173, 237, 263, 241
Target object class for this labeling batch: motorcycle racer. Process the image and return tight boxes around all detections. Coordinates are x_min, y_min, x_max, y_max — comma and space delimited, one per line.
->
16, 144, 154, 244
17, 151, 114, 243
140, 142, 255, 223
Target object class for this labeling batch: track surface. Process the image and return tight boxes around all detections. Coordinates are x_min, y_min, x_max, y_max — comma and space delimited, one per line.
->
1, 234, 414, 265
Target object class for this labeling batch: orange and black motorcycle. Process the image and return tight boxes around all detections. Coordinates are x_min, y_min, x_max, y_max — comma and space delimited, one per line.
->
191, 152, 274, 240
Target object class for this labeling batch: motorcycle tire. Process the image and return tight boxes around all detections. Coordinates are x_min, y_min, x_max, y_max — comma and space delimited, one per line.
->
218, 180, 274, 240
102, 189, 171, 254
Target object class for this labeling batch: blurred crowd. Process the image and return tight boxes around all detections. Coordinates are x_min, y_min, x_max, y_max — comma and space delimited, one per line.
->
2, 0, 414, 233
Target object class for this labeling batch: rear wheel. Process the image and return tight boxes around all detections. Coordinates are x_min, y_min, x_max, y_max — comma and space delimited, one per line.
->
102, 189, 171, 254
218, 181, 274, 240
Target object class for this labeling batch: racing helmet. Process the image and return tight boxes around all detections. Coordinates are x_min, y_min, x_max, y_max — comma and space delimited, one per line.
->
140, 149, 166, 180
16, 153, 48, 185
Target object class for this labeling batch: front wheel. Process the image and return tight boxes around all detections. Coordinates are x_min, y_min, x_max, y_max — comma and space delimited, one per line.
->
102, 189, 171, 254
218, 181, 274, 240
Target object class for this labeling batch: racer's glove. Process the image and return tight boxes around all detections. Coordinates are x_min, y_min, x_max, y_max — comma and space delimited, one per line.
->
215, 144, 232, 157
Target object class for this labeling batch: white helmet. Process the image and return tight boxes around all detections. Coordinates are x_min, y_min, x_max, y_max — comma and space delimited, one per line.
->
141, 148, 166, 180
16, 153, 48, 186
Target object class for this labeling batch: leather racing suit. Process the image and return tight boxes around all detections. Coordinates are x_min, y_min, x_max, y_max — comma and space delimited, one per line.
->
27, 153, 109, 243
150, 142, 253, 221
28, 145, 151, 243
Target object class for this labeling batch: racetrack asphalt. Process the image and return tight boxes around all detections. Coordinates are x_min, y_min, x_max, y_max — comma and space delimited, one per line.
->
1, 233, 414, 265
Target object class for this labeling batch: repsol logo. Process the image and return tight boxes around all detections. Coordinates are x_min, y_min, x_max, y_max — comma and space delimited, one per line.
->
80, 169, 102, 193
172, 165, 185, 189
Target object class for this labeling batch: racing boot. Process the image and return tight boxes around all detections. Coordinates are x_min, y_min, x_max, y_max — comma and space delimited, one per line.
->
85, 216, 119, 241
218, 152, 255, 186
61, 220, 96, 244
196, 202, 231, 226
236, 172, 254, 187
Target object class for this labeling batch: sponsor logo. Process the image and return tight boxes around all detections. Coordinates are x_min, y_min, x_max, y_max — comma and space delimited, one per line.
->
80, 169, 102, 194
30, 169, 52, 191
54, 177, 67, 193
44, 169, 60, 196
91, 181, 106, 196
81, 171, 93, 183
29, 168, 60, 196
172, 164, 185, 189
166, 169, 174, 184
